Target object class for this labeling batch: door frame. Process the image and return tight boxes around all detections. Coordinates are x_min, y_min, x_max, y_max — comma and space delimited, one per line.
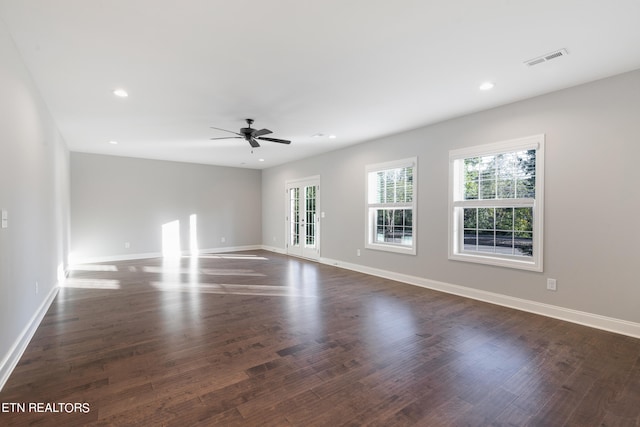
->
285, 175, 320, 260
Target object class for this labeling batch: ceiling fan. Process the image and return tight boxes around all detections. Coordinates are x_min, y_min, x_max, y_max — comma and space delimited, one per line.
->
210, 119, 291, 148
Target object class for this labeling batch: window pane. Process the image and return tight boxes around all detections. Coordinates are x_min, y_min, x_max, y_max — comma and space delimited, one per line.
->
464, 157, 480, 181
516, 178, 535, 198
477, 230, 495, 252
405, 168, 413, 202
465, 180, 478, 200
371, 167, 414, 204
495, 208, 513, 231
515, 149, 536, 198
514, 208, 533, 232
497, 179, 514, 198
514, 232, 533, 256
497, 154, 517, 193
385, 171, 394, 203
373, 208, 413, 247
495, 231, 514, 254
394, 209, 403, 226
462, 150, 537, 201
462, 206, 533, 258
397, 170, 405, 203
518, 150, 536, 176
464, 157, 480, 200
478, 208, 494, 230
480, 179, 496, 199
480, 156, 496, 180
376, 172, 385, 203
463, 208, 477, 229
464, 231, 478, 251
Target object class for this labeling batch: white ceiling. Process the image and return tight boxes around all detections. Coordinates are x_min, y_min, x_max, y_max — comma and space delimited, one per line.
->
2, 1, 640, 169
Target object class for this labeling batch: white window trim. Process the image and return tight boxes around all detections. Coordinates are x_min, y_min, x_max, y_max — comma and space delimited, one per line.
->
448, 135, 544, 271
365, 157, 417, 255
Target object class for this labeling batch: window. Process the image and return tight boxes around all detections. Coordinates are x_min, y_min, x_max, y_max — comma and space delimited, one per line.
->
449, 135, 544, 271
366, 157, 417, 255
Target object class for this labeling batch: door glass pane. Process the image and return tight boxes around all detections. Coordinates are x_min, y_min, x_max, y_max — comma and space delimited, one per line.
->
305, 186, 316, 247
290, 188, 300, 247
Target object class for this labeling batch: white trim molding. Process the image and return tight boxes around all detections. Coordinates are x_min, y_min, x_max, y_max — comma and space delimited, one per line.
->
318, 256, 640, 340
0, 285, 59, 392
449, 135, 544, 272
365, 157, 418, 255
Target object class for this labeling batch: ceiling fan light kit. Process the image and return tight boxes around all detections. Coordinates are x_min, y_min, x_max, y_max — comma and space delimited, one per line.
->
210, 119, 291, 148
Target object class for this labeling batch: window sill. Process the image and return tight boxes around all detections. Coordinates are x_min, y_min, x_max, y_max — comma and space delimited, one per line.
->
448, 251, 542, 272
366, 242, 416, 255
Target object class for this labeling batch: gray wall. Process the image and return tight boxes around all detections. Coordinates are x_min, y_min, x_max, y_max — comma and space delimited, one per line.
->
0, 20, 69, 369
262, 69, 640, 324
70, 153, 262, 260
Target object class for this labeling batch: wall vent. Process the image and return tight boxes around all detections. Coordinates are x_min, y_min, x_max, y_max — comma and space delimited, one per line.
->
524, 48, 568, 67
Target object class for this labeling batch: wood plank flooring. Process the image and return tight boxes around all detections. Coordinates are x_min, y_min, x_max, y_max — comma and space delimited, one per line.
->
1, 250, 639, 426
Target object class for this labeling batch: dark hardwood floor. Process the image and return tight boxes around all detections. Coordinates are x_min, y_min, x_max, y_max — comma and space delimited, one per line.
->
1, 250, 639, 426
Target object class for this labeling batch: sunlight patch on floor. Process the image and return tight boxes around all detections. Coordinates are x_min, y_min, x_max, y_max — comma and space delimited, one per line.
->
197, 254, 269, 260
142, 266, 266, 276
199, 268, 266, 277
62, 278, 121, 290
150, 281, 315, 297
68, 264, 119, 272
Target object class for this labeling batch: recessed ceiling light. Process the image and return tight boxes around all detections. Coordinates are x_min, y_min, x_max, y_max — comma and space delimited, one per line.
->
113, 88, 128, 97
258, 158, 265, 162
108, 140, 118, 145
479, 82, 495, 91
328, 134, 337, 139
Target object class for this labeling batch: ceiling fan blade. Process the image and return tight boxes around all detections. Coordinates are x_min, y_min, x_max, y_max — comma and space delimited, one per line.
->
210, 136, 242, 140
249, 138, 261, 148
252, 128, 272, 137
257, 137, 291, 144
210, 126, 242, 136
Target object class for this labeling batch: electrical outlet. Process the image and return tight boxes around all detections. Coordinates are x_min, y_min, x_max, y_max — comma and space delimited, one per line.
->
124, 242, 131, 249
221, 237, 226, 243
546, 278, 557, 291
357, 249, 361, 257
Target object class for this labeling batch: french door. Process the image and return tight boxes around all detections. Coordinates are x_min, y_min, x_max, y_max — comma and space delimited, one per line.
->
286, 177, 320, 260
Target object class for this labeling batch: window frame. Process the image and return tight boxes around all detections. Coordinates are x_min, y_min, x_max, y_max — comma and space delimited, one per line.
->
365, 157, 417, 255
448, 135, 544, 271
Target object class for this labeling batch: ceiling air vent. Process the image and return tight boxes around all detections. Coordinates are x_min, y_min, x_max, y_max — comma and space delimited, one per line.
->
524, 48, 568, 67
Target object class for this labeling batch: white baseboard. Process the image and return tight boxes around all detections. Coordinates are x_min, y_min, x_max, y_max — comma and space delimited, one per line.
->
70, 245, 264, 265
318, 257, 640, 340
260, 245, 287, 255
0, 285, 59, 392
